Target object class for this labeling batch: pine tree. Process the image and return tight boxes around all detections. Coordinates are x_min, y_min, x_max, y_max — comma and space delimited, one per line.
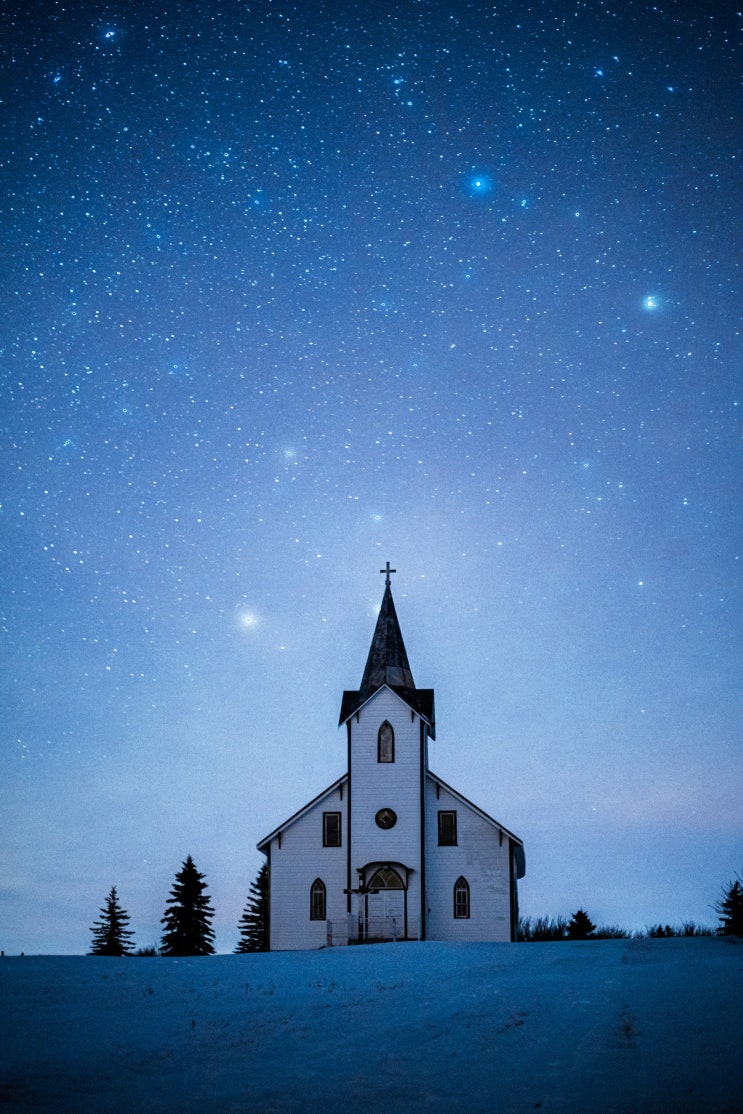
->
235, 862, 270, 952
714, 874, 743, 937
89, 886, 135, 956
160, 855, 216, 956
566, 908, 596, 940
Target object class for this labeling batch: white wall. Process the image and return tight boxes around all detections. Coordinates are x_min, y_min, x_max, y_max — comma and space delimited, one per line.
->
424, 779, 513, 943
268, 781, 347, 950
348, 688, 426, 936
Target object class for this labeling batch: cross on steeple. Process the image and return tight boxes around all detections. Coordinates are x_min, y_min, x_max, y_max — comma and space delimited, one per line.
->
380, 561, 396, 586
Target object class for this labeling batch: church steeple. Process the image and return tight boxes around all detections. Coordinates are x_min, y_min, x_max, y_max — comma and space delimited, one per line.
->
339, 566, 435, 736
358, 579, 415, 701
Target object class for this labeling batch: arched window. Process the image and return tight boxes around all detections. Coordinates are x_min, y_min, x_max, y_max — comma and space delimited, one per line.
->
378, 720, 395, 763
369, 867, 404, 890
310, 878, 326, 921
454, 876, 470, 919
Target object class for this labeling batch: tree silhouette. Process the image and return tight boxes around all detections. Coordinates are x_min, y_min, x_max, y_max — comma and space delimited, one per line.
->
235, 861, 270, 952
714, 874, 743, 937
518, 915, 568, 942
566, 908, 596, 940
89, 886, 135, 956
160, 855, 216, 956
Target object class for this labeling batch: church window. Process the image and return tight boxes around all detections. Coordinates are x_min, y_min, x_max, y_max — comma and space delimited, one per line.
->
438, 810, 457, 846
378, 720, 395, 763
310, 878, 326, 920
454, 877, 470, 919
369, 867, 404, 889
323, 812, 342, 847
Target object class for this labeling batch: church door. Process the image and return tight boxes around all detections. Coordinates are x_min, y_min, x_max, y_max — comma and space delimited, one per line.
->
365, 867, 406, 940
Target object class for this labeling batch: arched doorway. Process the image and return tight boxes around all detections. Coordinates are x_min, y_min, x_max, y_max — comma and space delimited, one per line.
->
365, 865, 406, 941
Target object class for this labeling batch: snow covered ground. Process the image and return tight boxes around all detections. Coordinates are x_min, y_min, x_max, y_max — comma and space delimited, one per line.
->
1, 937, 741, 1113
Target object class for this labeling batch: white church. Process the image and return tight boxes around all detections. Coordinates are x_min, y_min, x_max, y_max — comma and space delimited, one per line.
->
257, 565, 525, 949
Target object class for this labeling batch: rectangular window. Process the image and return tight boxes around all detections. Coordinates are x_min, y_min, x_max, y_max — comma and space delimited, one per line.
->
323, 811, 342, 847
438, 810, 457, 846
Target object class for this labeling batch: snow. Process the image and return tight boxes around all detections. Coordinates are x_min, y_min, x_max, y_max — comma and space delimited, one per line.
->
1, 937, 741, 1112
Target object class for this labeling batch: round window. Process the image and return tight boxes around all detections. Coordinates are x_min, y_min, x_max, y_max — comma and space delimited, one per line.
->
375, 807, 397, 830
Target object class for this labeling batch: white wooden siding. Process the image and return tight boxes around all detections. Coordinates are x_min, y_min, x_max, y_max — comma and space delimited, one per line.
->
268, 782, 347, 950
349, 688, 424, 933
424, 779, 513, 942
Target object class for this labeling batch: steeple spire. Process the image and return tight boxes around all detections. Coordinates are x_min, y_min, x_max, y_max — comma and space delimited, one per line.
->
358, 577, 415, 701
338, 566, 435, 736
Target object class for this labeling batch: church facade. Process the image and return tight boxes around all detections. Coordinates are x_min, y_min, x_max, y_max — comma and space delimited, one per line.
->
257, 568, 525, 949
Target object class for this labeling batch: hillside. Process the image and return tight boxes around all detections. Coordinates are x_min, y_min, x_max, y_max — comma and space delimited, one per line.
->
1, 937, 741, 1112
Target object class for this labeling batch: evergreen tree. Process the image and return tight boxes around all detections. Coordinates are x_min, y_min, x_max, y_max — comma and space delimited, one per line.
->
89, 886, 135, 956
160, 855, 216, 956
235, 862, 270, 952
714, 874, 743, 937
566, 908, 596, 940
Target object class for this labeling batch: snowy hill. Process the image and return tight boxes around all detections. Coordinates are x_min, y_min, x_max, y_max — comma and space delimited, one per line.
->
1, 937, 741, 1112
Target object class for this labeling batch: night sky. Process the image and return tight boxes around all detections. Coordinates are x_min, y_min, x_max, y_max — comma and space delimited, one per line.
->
2, 0, 741, 954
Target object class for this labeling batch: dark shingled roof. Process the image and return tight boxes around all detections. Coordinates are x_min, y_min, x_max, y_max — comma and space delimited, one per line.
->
339, 582, 435, 736
360, 582, 414, 697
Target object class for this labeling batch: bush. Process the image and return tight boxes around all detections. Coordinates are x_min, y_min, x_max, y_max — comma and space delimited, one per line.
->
518, 916, 568, 942
647, 922, 714, 938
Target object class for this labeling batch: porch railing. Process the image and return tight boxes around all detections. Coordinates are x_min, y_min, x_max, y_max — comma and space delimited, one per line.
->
326, 915, 421, 946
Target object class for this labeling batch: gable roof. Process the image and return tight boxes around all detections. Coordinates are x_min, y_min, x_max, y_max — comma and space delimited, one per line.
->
338, 684, 435, 733
428, 770, 526, 878
256, 773, 347, 852
339, 581, 436, 736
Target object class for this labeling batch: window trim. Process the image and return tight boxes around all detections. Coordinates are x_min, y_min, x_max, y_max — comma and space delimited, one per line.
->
368, 866, 405, 890
310, 878, 326, 921
438, 809, 458, 846
323, 811, 342, 847
377, 720, 395, 763
454, 876, 470, 919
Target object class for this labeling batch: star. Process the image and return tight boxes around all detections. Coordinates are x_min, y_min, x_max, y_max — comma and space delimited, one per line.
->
467, 173, 494, 196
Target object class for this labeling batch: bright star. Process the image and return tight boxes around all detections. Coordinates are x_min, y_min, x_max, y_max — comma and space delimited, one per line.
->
467, 173, 494, 196
643, 295, 659, 311
235, 607, 260, 630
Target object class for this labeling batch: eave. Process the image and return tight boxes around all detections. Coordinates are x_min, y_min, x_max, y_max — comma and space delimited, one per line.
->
339, 683, 436, 739
428, 770, 526, 878
256, 773, 348, 852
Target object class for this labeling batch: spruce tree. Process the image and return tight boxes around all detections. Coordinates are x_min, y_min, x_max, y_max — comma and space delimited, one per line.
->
235, 862, 270, 952
89, 886, 135, 956
714, 874, 743, 936
566, 908, 596, 940
160, 855, 216, 956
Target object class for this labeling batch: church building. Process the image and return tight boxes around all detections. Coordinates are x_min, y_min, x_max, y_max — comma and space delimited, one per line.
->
257, 565, 525, 949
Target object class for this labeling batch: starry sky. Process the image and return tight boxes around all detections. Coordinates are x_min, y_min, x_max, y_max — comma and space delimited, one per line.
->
2, 0, 741, 954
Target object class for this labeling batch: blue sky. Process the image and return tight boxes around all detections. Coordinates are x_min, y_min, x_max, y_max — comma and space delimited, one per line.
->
2, 0, 741, 952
